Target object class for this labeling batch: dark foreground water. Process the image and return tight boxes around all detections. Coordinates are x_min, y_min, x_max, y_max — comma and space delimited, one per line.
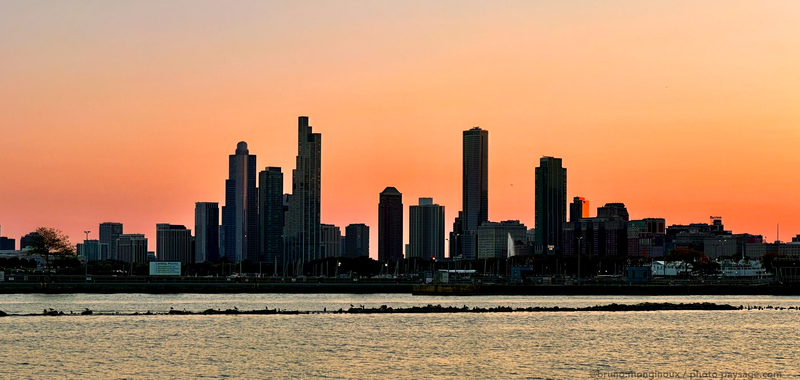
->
1, 294, 797, 379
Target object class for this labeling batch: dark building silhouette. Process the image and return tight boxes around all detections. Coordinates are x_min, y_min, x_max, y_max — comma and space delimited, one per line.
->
0, 227, 14, 250
535, 156, 567, 254
194, 202, 219, 263
20, 231, 41, 250
286, 116, 322, 265
0, 237, 14, 250
259, 167, 284, 265
449, 212, 463, 258
379, 187, 403, 262
344, 223, 369, 258
221, 141, 258, 263
456, 127, 489, 260
321, 224, 341, 258
117, 234, 148, 264
570, 197, 589, 222
156, 224, 193, 264
99, 222, 123, 261
563, 203, 629, 257
409, 198, 445, 260
597, 203, 630, 221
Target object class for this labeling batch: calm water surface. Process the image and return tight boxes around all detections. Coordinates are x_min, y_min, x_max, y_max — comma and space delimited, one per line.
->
1, 294, 798, 379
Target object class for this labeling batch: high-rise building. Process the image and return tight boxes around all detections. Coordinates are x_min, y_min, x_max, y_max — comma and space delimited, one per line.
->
477, 220, 528, 259
77, 240, 108, 262
285, 116, 322, 265
457, 127, 489, 260
259, 167, 284, 265
535, 156, 567, 254
378, 187, 403, 262
570, 197, 589, 222
117, 234, 148, 264
344, 224, 369, 258
156, 224, 193, 264
321, 224, 342, 259
99, 222, 123, 261
194, 202, 219, 263
409, 197, 445, 260
221, 141, 258, 263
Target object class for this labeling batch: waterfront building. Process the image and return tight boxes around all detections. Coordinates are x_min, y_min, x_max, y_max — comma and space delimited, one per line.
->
77, 240, 108, 262
285, 116, 322, 265
477, 220, 527, 259
194, 202, 219, 263
344, 223, 369, 258
408, 198, 445, 260
20, 232, 41, 250
117, 234, 148, 264
156, 224, 193, 264
563, 203, 629, 257
259, 167, 284, 265
627, 218, 666, 257
535, 156, 566, 254
221, 141, 259, 263
570, 197, 589, 222
99, 222, 123, 261
378, 187, 403, 262
321, 224, 342, 259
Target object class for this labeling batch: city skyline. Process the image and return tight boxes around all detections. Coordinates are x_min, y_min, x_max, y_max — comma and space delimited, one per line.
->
3, 2, 800, 257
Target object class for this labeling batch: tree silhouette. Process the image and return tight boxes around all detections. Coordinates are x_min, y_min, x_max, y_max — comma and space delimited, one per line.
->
27, 227, 75, 272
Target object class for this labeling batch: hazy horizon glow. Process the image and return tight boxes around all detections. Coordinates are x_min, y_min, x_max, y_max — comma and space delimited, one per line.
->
2, 1, 800, 255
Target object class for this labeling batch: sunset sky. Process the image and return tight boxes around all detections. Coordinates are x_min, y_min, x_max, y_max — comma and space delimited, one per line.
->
2, 1, 800, 256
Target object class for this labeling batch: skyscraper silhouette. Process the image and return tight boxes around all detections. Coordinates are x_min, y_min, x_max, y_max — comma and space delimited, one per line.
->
378, 187, 403, 262
221, 141, 258, 263
535, 156, 567, 254
570, 197, 589, 222
194, 202, 219, 263
409, 197, 445, 260
458, 127, 488, 260
344, 223, 369, 258
259, 167, 284, 265
285, 117, 322, 267
99, 222, 123, 261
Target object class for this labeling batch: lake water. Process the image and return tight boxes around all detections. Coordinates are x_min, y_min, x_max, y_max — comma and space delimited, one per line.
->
0, 294, 797, 379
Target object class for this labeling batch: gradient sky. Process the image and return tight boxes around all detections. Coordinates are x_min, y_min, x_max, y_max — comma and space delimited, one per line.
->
2, 1, 800, 256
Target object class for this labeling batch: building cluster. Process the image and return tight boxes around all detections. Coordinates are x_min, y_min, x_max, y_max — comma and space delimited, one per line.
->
2, 117, 799, 271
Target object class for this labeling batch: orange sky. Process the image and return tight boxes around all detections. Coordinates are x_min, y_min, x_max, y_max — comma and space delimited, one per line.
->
2, 1, 800, 256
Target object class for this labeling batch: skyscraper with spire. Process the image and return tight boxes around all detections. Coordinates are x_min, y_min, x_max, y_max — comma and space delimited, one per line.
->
285, 116, 322, 267
221, 141, 258, 263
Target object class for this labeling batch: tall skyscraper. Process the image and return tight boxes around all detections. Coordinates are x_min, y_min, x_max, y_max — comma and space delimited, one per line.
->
344, 223, 369, 258
221, 141, 258, 263
457, 127, 489, 260
99, 222, 123, 261
570, 197, 589, 222
194, 202, 219, 263
378, 187, 403, 262
117, 234, 148, 264
259, 167, 284, 265
535, 156, 567, 254
286, 117, 322, 266
409, 197, 445, 260
156, 224, 193, 264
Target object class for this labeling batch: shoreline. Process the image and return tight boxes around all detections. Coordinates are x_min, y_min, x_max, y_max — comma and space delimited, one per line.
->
2, 282, 800, 295
4, 302, 788, 318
